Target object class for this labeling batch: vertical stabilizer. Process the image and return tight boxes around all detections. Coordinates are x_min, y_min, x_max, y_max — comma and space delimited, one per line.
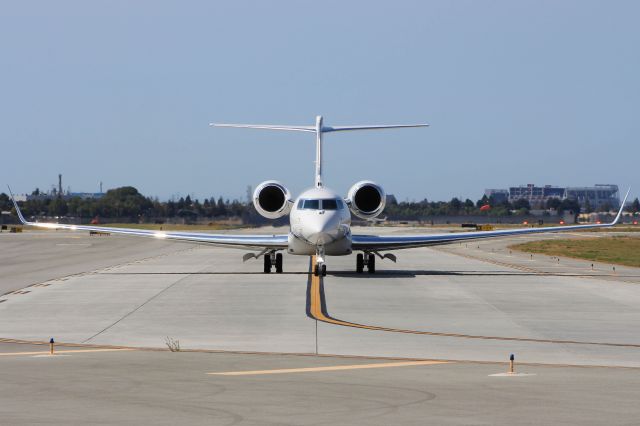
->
314, 116, 323, 188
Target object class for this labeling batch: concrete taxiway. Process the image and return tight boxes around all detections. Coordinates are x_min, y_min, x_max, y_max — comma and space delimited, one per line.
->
1, 227, 639, 424
1, 341, 639, 425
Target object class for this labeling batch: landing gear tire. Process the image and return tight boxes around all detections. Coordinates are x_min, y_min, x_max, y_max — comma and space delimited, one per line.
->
275, 253, 283, 273
367, 253, 376, 274
356, 253, 364, 273
314, 264, 327, 277
263, 254, 272, 273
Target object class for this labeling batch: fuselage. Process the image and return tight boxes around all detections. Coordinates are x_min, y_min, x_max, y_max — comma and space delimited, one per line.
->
287, 186, 353, 256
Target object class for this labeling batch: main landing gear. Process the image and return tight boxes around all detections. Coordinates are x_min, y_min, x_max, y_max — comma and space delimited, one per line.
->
263, 251, 283, 273
356, 252, 376, 274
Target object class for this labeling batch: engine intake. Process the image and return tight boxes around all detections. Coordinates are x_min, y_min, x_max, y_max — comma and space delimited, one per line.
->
253, 181, 293, 219
346, 181, 386, 219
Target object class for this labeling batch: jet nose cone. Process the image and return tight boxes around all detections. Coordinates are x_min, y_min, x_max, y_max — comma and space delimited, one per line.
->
304, 217, 337, 245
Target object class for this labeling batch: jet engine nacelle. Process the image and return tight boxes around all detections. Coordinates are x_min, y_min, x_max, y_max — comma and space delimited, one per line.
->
253, 180, 293, 219
346, 181, 386, 219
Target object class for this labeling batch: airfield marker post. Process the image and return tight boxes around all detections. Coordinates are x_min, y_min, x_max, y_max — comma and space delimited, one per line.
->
49, 338, 55, 355
509, 354, 515, 374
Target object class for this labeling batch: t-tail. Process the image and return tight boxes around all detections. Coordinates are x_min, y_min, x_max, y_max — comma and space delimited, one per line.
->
210, 116, 429, 188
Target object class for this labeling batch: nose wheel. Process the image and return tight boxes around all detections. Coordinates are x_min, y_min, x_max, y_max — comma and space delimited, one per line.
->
356, 253, 375, 274
263, 252, 283, 273
314, 263, 327, 277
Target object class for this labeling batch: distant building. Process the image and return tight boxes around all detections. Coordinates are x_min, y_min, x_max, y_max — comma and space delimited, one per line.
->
22, 174, 105, 201
565, 184, 619, 211
25, 192, 104, 201
484, 189, 509, 204
68, 192, 105, 200
483, 184, 620, 211
507, 184, 565, 208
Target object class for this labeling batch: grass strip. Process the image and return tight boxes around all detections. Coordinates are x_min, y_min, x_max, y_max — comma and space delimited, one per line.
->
510, 236, 640, 268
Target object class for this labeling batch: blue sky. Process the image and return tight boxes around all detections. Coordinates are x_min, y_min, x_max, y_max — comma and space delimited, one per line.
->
1, 1, 638, 202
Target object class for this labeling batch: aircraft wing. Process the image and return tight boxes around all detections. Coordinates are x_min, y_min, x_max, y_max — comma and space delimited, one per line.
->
7, 189, 288, 250
353, 189, 630, 251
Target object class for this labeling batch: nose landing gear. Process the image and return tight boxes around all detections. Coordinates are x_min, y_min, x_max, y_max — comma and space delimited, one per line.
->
314, 263, 327, 276
314, 247, 327, 276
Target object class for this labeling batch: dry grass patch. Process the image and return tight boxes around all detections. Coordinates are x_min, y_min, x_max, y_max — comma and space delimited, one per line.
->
510, 236, 640, 268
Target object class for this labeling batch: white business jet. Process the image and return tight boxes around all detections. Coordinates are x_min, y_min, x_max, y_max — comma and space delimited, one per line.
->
9, 116, 629, 276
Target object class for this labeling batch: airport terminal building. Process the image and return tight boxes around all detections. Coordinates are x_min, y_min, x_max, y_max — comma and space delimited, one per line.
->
485, 184, 620, 211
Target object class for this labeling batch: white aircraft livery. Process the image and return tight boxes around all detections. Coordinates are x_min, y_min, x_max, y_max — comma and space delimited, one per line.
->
9, 116, 630, 276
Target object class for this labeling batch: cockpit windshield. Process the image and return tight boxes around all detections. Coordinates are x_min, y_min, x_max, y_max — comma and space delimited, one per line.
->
298, 199, 344, 210
322, 199, 339, 210
302, 199, 320, 210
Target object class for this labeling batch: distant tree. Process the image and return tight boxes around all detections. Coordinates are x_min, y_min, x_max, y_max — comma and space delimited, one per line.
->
31, 188, 40, 196
449, 197, 462, 213
166, 200, 177, 217
177, 197, 185, 210
217, 197, 227, 217
47, 197, 68, 217
476, 195, 489, 208
558, 199, 581, 218
97, 186, 152, 218
629, 198, 640, 213
512, 198, 531, 211
0, 193, 10, 211
546, 198, 562, 210
600, 202, 612, 212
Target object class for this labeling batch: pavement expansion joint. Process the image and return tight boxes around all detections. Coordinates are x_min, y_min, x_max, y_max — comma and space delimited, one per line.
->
489, 372, 536, 377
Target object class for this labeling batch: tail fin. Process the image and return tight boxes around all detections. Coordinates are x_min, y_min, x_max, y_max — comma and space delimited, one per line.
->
211, 115, 429, 188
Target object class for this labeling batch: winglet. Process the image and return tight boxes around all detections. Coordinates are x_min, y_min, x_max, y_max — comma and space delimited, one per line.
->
6, 185, 27, 225
612, 187, 631, 225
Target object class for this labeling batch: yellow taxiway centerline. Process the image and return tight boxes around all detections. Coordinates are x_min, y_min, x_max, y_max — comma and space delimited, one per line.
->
307, 257, 640, 348
209, 360, 448, 376
0, 348, 135, 357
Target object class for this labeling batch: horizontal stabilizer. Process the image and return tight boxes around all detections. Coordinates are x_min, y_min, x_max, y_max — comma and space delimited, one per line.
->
211, 122, 429, 133
210, 123, 315, 132
322, 124, 429, 132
